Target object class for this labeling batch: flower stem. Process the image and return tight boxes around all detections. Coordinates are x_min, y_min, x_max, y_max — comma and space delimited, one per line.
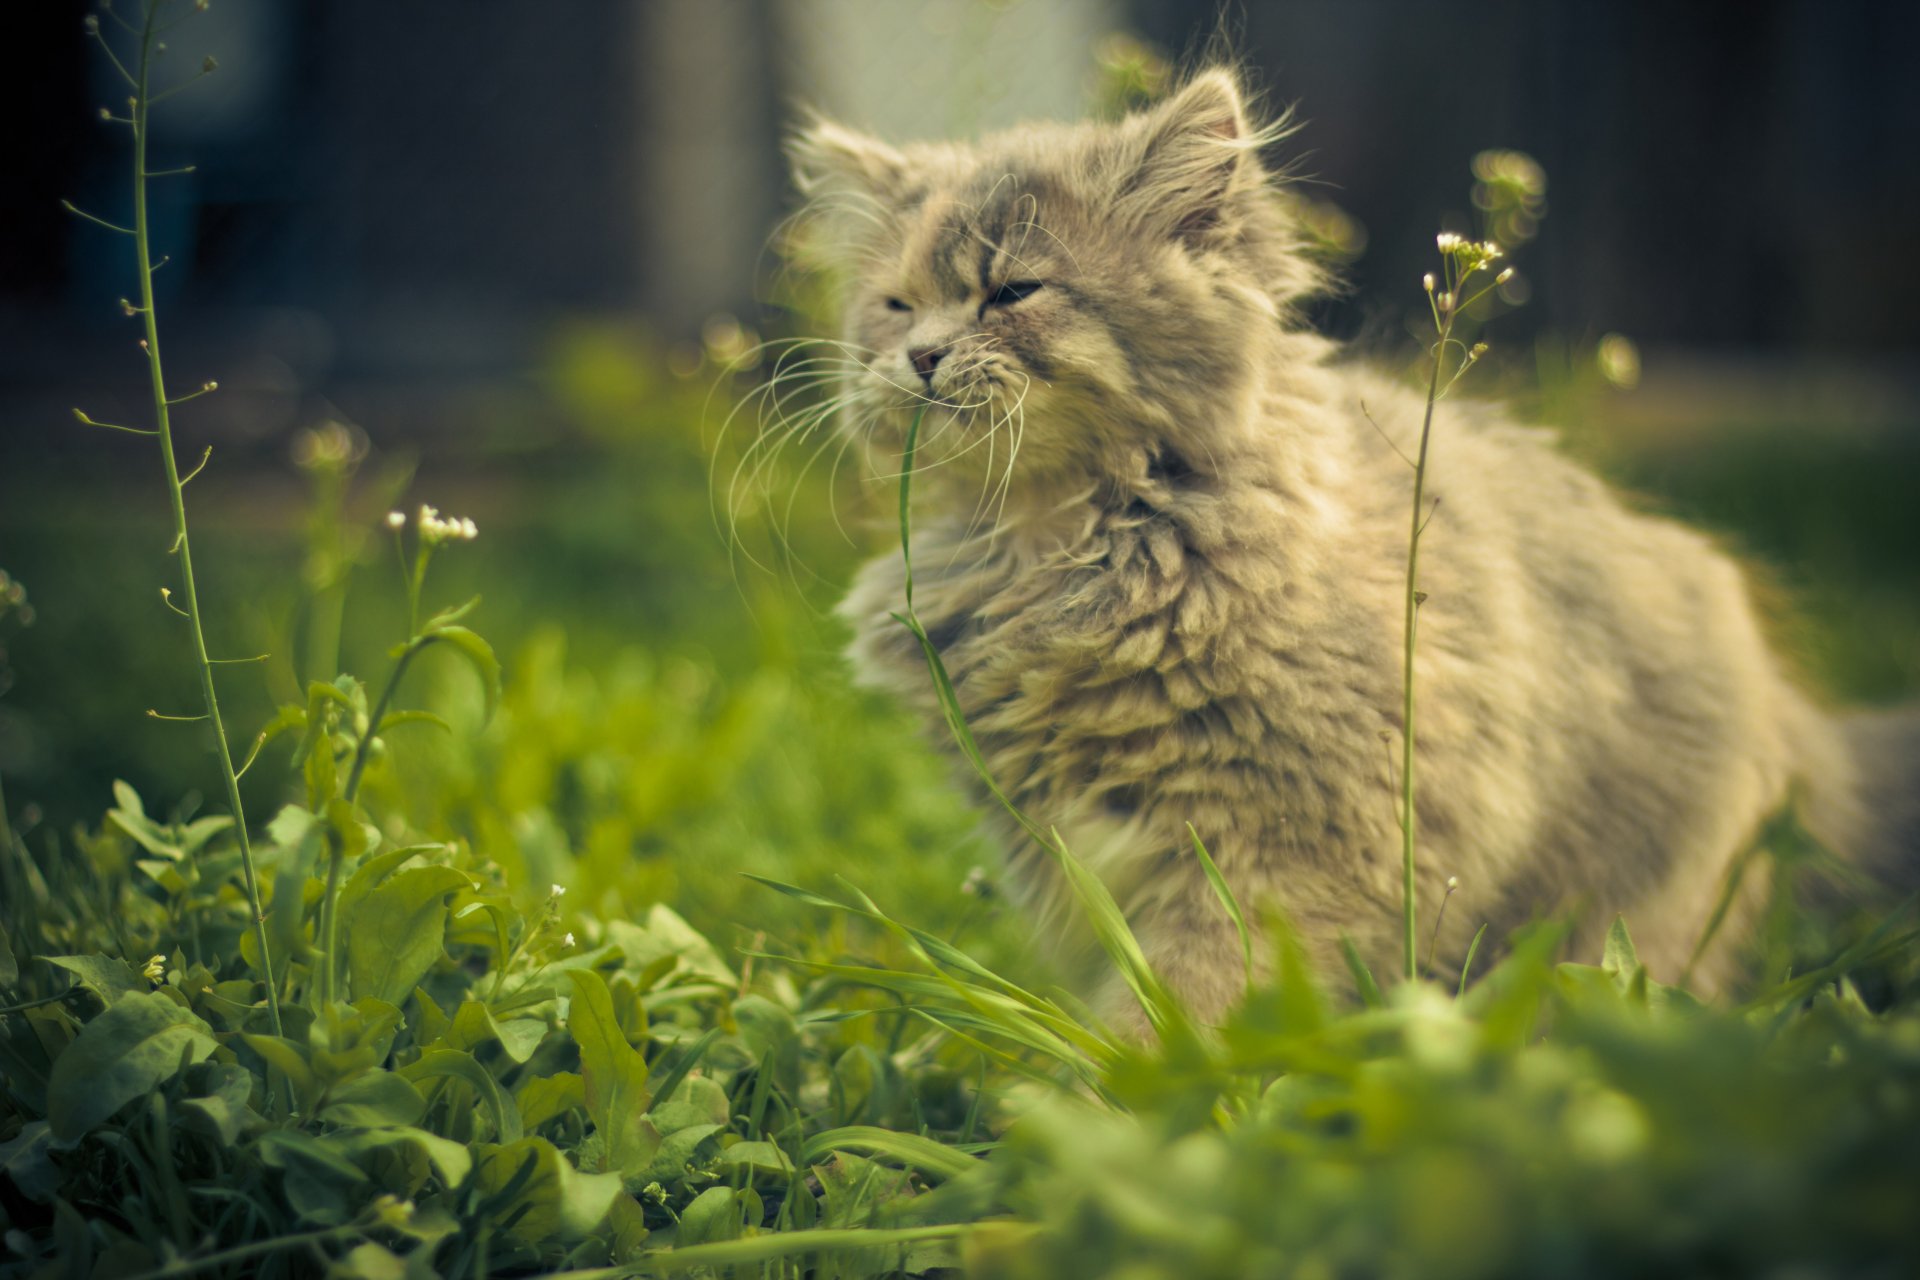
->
1401, 312, 1451, 983
129, 3, 282, 1036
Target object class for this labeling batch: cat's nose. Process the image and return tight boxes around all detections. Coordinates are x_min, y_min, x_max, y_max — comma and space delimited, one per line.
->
909, 345, 946, 383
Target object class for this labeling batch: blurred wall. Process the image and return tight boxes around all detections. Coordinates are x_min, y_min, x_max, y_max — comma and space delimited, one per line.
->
1128, 0, 1920, 354
2, 0, 1916, 466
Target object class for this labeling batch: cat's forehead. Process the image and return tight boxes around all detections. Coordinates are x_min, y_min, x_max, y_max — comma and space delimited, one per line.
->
897, 162, 1075, 290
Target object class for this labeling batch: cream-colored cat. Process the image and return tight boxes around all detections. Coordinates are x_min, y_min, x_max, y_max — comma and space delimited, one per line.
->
784, 69, 1916, 1023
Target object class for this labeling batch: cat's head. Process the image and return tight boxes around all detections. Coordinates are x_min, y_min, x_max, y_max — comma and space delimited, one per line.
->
786, 68, 1322, 500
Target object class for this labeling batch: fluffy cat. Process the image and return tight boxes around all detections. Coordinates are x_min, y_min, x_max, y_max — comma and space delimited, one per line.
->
782, 68, 1917, 1024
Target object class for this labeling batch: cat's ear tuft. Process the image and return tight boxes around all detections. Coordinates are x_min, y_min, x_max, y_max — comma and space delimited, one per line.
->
787, 115, 907, 200
1124, 68, 1260, 243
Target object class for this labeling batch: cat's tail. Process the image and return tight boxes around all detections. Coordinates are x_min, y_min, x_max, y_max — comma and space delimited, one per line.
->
1827, 704, 1920, 890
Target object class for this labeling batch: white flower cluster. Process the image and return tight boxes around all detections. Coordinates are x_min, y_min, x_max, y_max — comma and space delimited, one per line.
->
410, 504, 479, 545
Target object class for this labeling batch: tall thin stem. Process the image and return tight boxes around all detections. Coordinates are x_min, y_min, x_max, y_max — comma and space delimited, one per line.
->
1400, 326, 1446, 982
129, 3, 282, 1035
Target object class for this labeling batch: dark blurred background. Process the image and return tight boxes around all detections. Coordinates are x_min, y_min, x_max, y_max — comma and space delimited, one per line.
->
1, 1, 1916, 916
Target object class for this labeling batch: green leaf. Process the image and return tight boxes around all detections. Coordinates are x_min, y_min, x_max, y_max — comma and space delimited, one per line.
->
1338, 933, 1385, 1010
0, 1121, 57, 1201
718, 1139, 795, 1178
604, 905, 737, 988
517, 1071, 585, 1130
46, 992, 217, 1143
1189, 824, 1253, 984
1601, 915, 1641, 992
402, 1048, 525, 1144
638, 1121, 721, 1187
473, 1137, 622, 1243
344, 865, 470, 1006
44, 955, 146, 1008
374, 708, 452, 736
732, 995, 801, 1099
801, 1126, 979, 1182
676, 1186, 744, 1247
420, 593, 482, 632
242, 1033, 322, 1114
422, 625, 500, 722
449, 1000, 546, 1064
648, 1072, 731, 1134
319, 1068, 428, 1127
106, 780, 180, 860
178, 1063, 260, 1146
264, 805, 323, 975
567, 970, 656, 1175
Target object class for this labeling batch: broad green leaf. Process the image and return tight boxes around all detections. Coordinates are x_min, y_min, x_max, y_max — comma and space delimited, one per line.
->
242, 1033, 320, 1112
258, 1129, 370, 1222
647, 1073, 731, 1134
609, 1192, 651, 1262
449, 1000, 546, 1063
718, 1139, 793, 1178
311, 997, 406, 1086
328, 1126, 473, 1193
0, 1121, 56, 1201
566, 970, 656, 1174
319, 1069, 428, 1127
517, 1071, 585, 1130
265, 805, 323, 975
402, 1048, 524, 1143
177, 1063, 260, 1146
473, 1137, 621, 1243
604, 906, 737, 987
46, 992, 217, 1143
422, 625, 500, 722
676, 1186, 745, 1248
639, 1122, 723, 1187
44, 955, 146, 1008
732, 995, 801, 1100
345, 865, 470, 1005
106, 780, 180, 860
330, 1242, 406, 1280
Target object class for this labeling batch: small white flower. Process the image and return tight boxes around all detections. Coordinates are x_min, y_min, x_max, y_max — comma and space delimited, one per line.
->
418, 504, 480, 545
1436, 231, 1465, 251
1436, 292, 1455, 311
386, 510, 406, 529
563, 931, 576, 947
1422, 273, 1436, 293
550, 883, 567, 898
1446, 875, 1460, 891
1496, 267, 1515, 284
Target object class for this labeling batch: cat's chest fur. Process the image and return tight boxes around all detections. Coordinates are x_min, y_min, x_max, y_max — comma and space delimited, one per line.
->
838, 472, 1400, 914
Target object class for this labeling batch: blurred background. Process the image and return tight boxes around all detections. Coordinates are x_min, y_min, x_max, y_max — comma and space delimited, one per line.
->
1, 0, 1916, 949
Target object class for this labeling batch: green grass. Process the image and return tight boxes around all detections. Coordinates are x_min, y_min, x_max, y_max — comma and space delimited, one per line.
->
3, 319, 1917, 1277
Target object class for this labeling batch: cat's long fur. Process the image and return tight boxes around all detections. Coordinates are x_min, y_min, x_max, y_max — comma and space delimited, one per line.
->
785, 69, 1917, 1022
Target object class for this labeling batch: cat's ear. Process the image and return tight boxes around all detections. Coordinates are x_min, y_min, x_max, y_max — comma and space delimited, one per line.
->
1121, 69, 1260, 243
787, 115, 907, 201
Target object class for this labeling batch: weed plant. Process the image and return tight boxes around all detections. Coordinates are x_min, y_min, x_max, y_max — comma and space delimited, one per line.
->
2, 7, 1918, 1278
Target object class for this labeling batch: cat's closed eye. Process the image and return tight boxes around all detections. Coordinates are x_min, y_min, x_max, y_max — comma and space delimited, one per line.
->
985, 280, 1044, 308
885, 297, 912, 312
